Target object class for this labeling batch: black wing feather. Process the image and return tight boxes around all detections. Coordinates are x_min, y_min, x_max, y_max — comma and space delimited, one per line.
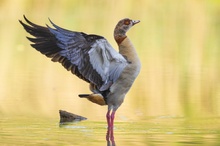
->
19, 15, 97, 84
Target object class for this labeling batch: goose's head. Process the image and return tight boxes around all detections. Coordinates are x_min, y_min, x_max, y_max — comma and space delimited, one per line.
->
114, 18, 140, 44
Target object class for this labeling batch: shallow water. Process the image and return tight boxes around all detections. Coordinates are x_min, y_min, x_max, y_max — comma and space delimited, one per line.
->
1, 115, 220, 146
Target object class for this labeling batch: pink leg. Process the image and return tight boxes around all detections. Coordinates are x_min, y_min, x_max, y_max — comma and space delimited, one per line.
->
110, 111, 115, 127
110, 111, 115, 141
106, 110, 111, 129
106, 109, 116, 145
106, 110, 111, 141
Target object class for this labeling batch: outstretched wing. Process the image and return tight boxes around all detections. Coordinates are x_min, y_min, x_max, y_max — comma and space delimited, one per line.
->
19, 15, 128, 91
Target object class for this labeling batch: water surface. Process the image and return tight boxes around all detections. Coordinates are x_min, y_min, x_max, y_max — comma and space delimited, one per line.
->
1, 115, 219, 145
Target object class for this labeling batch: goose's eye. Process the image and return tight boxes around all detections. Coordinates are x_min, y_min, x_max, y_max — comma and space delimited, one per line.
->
124, 19, 131, 25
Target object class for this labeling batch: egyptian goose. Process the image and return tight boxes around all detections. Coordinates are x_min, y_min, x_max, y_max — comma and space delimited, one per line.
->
19, 15, 141, 140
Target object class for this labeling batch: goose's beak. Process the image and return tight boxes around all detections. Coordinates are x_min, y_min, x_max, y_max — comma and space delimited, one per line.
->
132, 20, 140, 26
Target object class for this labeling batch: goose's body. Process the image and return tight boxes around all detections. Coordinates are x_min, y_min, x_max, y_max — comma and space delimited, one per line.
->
19, 16, 141, 140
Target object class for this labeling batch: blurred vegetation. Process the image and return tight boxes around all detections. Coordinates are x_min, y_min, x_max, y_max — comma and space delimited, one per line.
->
0, 0, 220, 118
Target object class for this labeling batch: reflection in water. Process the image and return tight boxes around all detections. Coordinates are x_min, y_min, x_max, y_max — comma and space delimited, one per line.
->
1, 0, 220, 120
106, 125, 116, 146
106, 110, 116, 144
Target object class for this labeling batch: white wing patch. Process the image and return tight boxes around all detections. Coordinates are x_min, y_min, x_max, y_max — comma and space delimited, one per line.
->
89, 39, 128, 90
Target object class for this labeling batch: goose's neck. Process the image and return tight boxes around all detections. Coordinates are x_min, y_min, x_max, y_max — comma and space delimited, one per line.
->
118, 37, 140, 64
114, 28, 127, 45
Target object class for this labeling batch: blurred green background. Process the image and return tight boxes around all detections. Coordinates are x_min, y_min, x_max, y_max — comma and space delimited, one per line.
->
0, 0, 220, 119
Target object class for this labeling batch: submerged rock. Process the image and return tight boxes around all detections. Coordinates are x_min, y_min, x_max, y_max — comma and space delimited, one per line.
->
59, 110, 87, 123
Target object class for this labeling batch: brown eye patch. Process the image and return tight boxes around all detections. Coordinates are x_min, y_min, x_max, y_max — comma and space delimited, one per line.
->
124, 19, 131, 25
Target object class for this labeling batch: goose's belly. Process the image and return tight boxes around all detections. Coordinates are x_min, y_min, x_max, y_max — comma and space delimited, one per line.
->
106, 64, 140, 108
